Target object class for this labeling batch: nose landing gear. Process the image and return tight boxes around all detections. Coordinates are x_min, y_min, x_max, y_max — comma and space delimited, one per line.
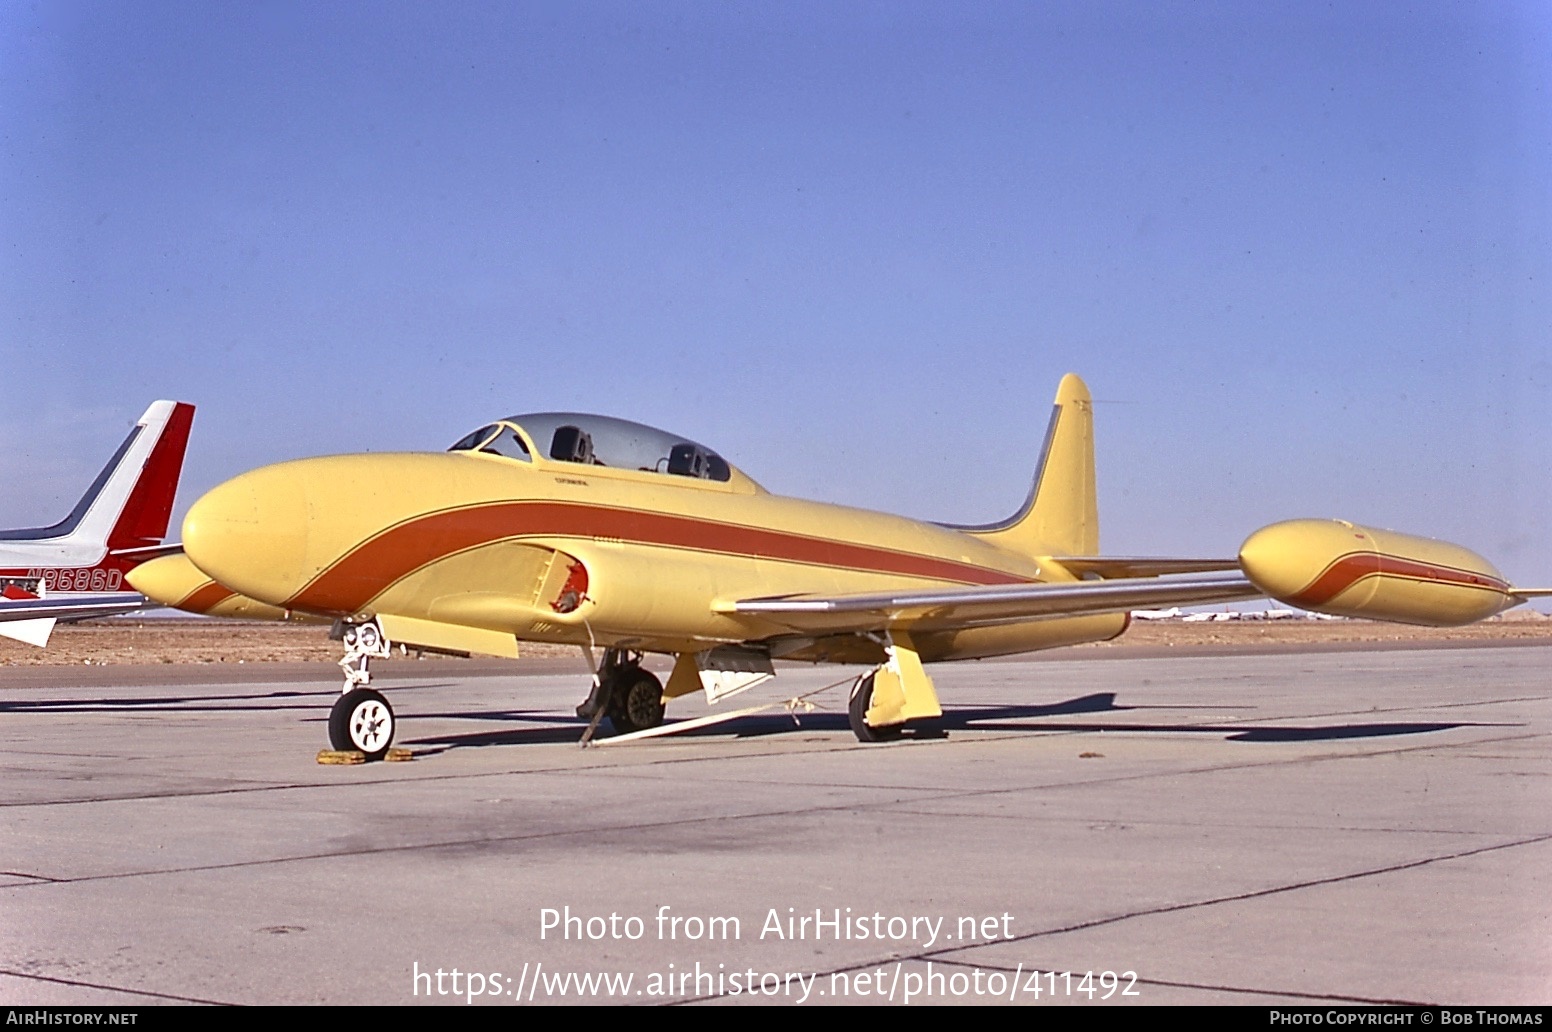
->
326, 620, 397, 761
329, 687, 395, 760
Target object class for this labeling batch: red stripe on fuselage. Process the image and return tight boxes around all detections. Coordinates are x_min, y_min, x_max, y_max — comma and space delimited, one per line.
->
286, 500, 1029, 613
1288, 551, 1510, 608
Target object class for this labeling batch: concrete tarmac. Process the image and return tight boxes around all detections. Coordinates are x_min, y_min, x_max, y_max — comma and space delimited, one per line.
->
2, 643, 1549, 1006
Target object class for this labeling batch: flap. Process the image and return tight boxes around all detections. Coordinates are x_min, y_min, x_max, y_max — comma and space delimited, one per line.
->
375, 613, 520, 660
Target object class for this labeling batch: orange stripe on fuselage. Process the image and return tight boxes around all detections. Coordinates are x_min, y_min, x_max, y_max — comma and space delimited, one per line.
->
1288, 551, 1510, 608
286, 500, 1029, 613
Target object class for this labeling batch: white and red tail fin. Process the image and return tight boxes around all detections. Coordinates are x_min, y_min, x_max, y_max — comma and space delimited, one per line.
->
0, 400, 194, 648
107, 401, 195, 552
0, 400, 194, 554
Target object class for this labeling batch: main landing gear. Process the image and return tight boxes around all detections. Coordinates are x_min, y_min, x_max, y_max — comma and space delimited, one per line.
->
576, 648, 665, 744
845, 635, 941, 743
848, 672, 902, 743
328, 621, 396, 760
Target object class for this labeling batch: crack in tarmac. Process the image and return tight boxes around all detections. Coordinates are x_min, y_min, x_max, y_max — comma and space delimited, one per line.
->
0, 968, 233, 1005
669, 832, 1552, 1006
4, 729, 1547, 890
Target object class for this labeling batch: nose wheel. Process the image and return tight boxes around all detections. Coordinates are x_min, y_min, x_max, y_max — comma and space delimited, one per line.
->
329, 687, 396, 760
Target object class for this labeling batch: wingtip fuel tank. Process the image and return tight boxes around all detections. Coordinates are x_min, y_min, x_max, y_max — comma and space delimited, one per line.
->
1238, 519, 1515, 626
126, 552, 306, 621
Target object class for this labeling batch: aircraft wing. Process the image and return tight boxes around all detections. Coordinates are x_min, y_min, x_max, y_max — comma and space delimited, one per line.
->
0, 592, 151, 623
0, 591, 150, 647
724, 570, 1262, 634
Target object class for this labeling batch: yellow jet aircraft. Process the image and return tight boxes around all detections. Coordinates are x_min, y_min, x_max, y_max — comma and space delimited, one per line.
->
128, 375, 1549, 758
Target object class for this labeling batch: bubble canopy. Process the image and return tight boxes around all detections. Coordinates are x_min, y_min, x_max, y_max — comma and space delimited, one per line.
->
448, 412, 732, 482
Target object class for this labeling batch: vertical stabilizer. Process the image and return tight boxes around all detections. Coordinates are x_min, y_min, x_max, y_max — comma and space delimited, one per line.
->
107, 401, 195, 550
0, 400, 194, 550
959, 373, 1098, 556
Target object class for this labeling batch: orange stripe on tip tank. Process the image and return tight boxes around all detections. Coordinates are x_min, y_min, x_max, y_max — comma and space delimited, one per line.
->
1288, 552, 1510, 608
180, 581, 237, 613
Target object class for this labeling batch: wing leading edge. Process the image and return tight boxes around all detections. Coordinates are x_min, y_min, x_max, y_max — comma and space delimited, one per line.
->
723, 570, 1261, 635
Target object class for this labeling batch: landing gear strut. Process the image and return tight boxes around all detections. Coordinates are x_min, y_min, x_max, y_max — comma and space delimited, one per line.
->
337, 620, 389, 690
328, 620, 396, 759
576, 649, 666, 744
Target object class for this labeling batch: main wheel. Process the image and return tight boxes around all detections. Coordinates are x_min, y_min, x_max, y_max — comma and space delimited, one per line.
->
848, 672, 902, 743
607, 668, 665, 735
329, 688, 395, 759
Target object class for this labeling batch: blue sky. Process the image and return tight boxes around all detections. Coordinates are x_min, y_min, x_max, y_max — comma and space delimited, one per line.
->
3, 2, 1548, 598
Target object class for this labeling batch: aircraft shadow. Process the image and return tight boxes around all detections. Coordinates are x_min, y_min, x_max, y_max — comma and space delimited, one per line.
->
404, 691, 1507, 751
400, 689, 1502, 754
0, 682, 456, 716
6, 686, 1508, 751
404, 693, 1130, 749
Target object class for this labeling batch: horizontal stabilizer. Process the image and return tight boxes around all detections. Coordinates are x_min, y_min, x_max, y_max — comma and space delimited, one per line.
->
1050, 557, 1242, 579
111, 542, 186, 561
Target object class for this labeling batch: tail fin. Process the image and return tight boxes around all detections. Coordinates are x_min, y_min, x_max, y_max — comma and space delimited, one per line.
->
0, 401, 195, 550
961, 373, 1097, 556
106, 402, 195, 550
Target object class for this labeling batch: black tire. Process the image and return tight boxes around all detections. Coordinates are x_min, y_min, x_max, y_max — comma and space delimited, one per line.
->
848, 672, 902, 743
329, 688, 395, 759
607, 668, 665, 735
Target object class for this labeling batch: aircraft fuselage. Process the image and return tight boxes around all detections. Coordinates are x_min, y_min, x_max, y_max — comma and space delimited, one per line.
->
181, 450, 1126, 664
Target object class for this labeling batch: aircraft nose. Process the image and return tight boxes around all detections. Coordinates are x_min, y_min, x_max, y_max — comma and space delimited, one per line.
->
183, 463, 314, 606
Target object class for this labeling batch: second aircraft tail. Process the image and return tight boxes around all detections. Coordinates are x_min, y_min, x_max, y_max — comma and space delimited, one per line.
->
0, 400, 195, 553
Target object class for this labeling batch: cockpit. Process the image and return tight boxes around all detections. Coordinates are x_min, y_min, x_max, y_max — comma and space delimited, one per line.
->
448, 412, 737, 484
